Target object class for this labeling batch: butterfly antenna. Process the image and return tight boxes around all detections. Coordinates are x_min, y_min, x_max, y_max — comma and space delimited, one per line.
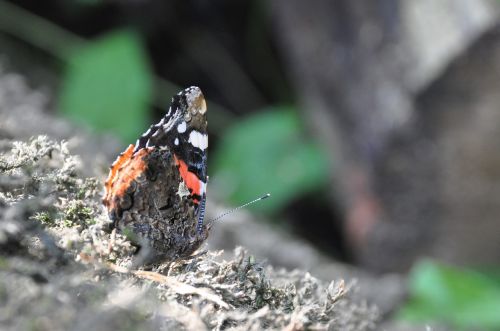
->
207, 193, 271, 227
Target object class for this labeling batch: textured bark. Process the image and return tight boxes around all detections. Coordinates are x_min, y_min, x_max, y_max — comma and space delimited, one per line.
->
270, 0, 500, 271
368, 25, 500, 269
270, 1, 410, 268
416, 26, 500, 265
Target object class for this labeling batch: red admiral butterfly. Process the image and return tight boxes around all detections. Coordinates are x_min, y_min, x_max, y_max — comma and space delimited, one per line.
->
103, 86, 209, 262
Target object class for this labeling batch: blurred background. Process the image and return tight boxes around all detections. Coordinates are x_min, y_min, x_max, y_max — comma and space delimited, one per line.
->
1, 0, 500, 329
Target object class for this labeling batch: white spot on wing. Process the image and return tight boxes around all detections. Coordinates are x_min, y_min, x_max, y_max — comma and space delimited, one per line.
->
162, 109, 182, 132
177, 121, 187, 133
142, 128, 152, 136
200, 181, 206, 196
174, 138, 179, 145
177, 180, 190, 198
188, 131, 208, 150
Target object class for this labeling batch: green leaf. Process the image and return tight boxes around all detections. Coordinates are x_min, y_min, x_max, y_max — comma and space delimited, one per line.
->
398, 260, 500, 330
59, 29, 152, 142
211, 108, 330, 213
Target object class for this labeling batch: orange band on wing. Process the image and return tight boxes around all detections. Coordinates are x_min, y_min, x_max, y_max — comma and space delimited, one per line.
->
174, 155, 202, 202
103, 144, 150, 211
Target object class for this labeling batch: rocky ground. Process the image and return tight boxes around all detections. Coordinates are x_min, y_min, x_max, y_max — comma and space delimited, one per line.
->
0, 66, 424, 330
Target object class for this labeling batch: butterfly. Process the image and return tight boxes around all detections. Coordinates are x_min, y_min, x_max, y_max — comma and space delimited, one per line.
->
103, 86, 209, 262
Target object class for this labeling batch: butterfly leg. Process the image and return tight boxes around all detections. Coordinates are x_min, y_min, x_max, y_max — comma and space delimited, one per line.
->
196, 194, 206, 234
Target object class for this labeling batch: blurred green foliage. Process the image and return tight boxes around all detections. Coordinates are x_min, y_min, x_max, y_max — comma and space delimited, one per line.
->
211, 108, 330, 213
59, 30, 152, 142
1, 1, 326, 216
399, 260, 500, 330
52, 21, 328, 214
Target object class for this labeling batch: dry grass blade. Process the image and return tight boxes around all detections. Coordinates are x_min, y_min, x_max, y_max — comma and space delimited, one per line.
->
108, 262, 230, 309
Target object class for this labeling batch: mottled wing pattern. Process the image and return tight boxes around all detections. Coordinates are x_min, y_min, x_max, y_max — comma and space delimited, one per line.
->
103, 86, 209, 262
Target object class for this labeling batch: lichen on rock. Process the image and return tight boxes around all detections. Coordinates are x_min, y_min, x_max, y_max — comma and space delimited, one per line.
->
0, 135, 378, 330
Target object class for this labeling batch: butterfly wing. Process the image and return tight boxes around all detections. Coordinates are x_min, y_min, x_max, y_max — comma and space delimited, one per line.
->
103, 86, 209, 261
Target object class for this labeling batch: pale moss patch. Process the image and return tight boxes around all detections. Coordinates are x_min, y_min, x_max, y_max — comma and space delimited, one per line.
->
0, 136, 379, 330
